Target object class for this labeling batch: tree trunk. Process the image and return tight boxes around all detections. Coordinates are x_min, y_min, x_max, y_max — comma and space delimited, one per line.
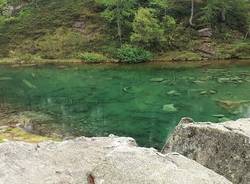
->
244, 31, 249, 40
117, 17, 122, 46
116, 1, 122, 46
221, 7, 226, 22
189, 0, 195, 26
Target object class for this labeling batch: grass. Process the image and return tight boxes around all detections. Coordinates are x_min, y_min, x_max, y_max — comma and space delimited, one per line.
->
0, 0, 113, 58
216, 41, 250, 60
79, 52, 109, 63
155, 51, 203, 62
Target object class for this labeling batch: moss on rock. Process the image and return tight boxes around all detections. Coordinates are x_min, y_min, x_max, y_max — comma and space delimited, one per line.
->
0, 127, 60, 143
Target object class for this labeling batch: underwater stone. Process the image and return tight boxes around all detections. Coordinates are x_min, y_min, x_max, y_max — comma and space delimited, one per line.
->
22, 79, 37, 89
209, 90, 217, 94
200, 91, 208, 95
163, 104, 178, 112
217, 78, 231, 83
216, 100, 250, 111
212, 114, 225, 118
150, 78, 165, 82
167, 90, 180, 96
0, 77, 12, 81
193, 80, 205, 84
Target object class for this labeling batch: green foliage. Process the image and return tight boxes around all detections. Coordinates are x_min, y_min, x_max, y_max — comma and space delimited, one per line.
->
79, 52, 108, 63
199, 0, 250, 32
116, 45, 152, 63
95, 0, 136, 43
131, 8, 177, 50
131, 8, 164, 49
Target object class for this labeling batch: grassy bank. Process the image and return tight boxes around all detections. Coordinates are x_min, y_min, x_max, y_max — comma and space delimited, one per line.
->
0, 0, 249, 64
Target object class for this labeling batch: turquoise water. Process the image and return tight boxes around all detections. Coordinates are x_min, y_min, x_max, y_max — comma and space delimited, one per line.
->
0, 63, 250, 148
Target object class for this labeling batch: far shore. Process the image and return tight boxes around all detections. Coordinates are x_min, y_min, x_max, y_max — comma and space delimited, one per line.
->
0, 58, 250, 69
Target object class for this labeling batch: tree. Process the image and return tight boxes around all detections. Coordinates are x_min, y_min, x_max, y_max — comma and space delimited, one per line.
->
149, 0, 168, 17
95, 0, 136, 45
0, 0, 7, 16
199, 0, 250, 32
130, 8, 164, 49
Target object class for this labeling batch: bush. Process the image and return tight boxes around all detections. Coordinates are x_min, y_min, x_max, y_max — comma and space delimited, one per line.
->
79, 52, 108, 63
116, 45, 152, 63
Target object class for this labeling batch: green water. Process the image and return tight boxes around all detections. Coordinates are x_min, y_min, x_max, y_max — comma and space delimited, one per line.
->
0, 63, 250, 148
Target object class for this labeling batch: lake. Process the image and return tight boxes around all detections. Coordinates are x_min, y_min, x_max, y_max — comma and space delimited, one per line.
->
0, 62, 250, 148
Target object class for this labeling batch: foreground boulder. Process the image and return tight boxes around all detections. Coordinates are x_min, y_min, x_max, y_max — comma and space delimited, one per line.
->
89, 146, 231, 184
162, 118, 250, 184
0, 136, 231, 184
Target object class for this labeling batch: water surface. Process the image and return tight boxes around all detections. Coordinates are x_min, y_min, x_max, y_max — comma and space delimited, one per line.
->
0, 63, 250, 148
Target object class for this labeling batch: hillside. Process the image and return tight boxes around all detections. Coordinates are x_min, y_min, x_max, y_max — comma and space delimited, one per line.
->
0, 0, 249, 62
0, 0, 112, 58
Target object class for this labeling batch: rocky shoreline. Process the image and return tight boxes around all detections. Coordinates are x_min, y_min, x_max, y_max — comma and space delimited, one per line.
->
0, 108, 249, 183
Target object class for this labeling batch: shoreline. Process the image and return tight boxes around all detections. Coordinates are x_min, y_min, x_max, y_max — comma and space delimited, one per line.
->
0, 58, 250, 69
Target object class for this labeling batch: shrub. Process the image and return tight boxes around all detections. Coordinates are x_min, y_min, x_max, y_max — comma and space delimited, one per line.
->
79, 52, 108, 63
116, 45, 152, 63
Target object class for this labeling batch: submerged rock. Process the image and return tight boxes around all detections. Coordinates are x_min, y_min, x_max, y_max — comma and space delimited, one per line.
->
167, 90, 180, 96
209, 90, 217, 94
217, 77, 231, 83
212, 114, 225, 118
162, 118, 250, 184
200, 90, 208, 95
150, 78, 165, 82
163, 104, 178, 112
0, 77, 12, 81
216, 100, 250, 110
22, 79, 37, 89
0, 110, 63, 139
0, 136, 231, 184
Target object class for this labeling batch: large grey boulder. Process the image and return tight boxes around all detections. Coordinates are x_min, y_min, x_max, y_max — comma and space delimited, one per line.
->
89, 146, 231, 184
0, 136, 136, 184
0, 135, 231, 184
162, 118, 250, 184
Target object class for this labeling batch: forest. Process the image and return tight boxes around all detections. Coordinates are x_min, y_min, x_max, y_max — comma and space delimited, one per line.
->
0, 0, 249, 63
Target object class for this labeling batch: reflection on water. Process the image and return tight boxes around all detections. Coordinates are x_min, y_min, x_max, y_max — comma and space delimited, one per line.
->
0, 63, 250, 148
